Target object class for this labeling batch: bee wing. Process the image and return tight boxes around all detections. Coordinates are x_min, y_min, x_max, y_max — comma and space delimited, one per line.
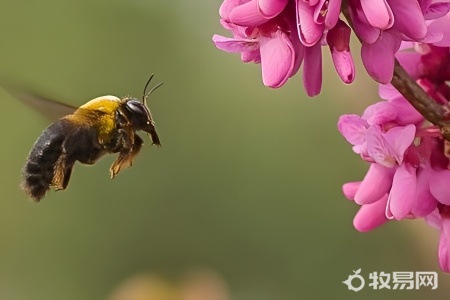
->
4, 88, 77, 120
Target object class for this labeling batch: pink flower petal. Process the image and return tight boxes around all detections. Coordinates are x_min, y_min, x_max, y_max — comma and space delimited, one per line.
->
257, 0, 288, 18
219, 19, 234, 31
337, 114, 368, 146
424, 2, 450, 20
302, 42, 322, 96
411, 168, 437, 217
219, 0, 243, 20
421, 31, 445, 44
325, 0, 342, 28
430, 170, 450, 205
379, 83, 401, 100
313, 0, 327, 24
241, 50, 261, 63
362, 101, 397, 125
366, 130, 395, 168
361, 31, 401, 83
288, 17, 305, 77
229, 0, 268, 27
296, 0, 325, 46
355, 163, 395, 205
343, 181, 361, 200
389, 97, 424, 125
353, 194, 389, 232
327, 20, 355, 84
366, 125, 415, 168
331, 50, 355, 84
428, 13, 450, 47
418, 0, 432, 10
259, 30, 295, 88
439, 230, 450, 272
382, 125, 416, 164
387, 163, 417, 220
439, 207, 450, 272
348, 1, 382, 44
396, 51, 422, 79
389, 0, 427, 40
425, 208, 441, 230
360, 0, 394, 29
212, 35, 258, 53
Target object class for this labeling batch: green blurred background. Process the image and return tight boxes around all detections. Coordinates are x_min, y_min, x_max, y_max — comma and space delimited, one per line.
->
0, 1, 447, 299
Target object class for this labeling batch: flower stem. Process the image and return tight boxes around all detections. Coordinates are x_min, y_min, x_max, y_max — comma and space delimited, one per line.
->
390, 55, 450, 141
341, 2, 450, 140
391, 60, 444, 127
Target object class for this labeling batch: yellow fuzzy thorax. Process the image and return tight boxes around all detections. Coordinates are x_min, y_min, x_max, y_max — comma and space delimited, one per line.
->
78, 95, 121, 112
65, 95, 123, 144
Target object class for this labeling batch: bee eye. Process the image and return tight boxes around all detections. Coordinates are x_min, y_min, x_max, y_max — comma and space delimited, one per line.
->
124, 99, 151, 127
126, 99, 146, 115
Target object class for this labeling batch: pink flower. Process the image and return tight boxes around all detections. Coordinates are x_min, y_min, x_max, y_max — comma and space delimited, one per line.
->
339, 92, 447, 218
353, 194, 390, 232
426, 206, 450, 272
339, 21, 450, 271
350, 0, 450, 83
213, 21, 296, 88
214, 1, 450, 95
294, 0, 346, 95
296, 0, 341, 46
349, 0, 425, 83
327, 20, 356, 84
213, 0, 354, 96
225, 0, 289, 25
214, 2, 298, 88
353, 163, 396, 205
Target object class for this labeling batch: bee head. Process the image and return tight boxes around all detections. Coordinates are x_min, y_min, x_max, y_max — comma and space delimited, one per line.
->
123, 99, 161, 146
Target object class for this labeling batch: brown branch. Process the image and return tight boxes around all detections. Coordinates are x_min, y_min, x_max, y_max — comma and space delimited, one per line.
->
341, 2, 450, 140
391, 60, 444, 126
391, 62, 450, 140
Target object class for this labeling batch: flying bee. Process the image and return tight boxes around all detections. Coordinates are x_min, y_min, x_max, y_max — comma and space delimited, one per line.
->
10, 75, 162, 202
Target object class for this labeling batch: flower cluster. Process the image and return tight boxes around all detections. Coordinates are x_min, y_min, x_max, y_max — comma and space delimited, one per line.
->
213, 1, 450, 272
338, 13, 450, 272
212, 0, 450, 96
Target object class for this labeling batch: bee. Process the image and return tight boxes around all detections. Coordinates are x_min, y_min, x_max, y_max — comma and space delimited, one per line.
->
10, 75, 162, 202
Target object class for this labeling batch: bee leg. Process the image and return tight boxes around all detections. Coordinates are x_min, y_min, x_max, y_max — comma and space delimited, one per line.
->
108, 128, 134, 177
109, 134, 143, 178
51, 152, 75, 191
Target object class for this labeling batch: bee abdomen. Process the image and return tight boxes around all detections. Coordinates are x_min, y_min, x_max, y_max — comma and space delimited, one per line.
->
22, 122, 66, 202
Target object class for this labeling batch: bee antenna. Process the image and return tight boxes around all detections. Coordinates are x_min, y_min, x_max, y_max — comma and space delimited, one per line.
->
142, 74, 163, 106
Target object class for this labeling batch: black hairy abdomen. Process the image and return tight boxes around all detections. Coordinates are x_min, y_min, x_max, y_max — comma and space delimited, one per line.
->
22, 121, 67, 201
22, 119, 104, 201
